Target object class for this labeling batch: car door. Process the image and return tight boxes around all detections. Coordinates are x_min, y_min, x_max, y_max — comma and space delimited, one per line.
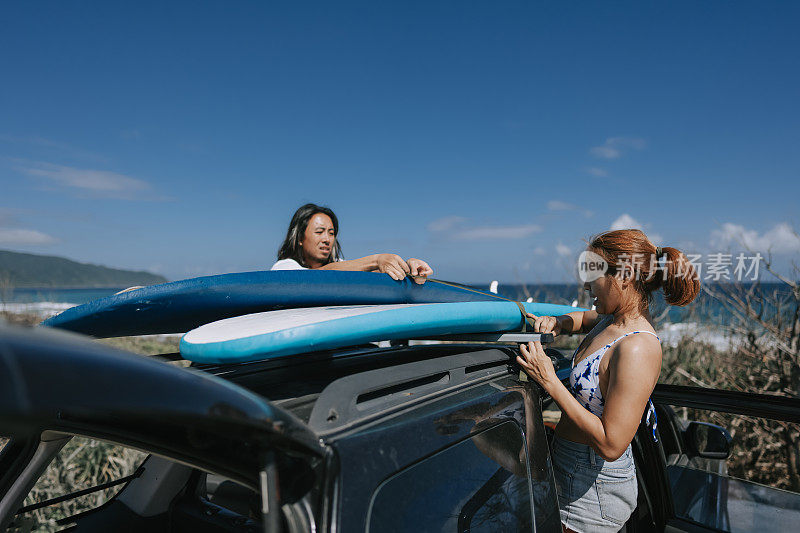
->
650, 384, 800, 533
0, 324, 325, 532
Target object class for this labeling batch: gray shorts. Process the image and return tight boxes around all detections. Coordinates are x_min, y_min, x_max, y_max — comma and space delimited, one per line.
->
552, 435, 638, 533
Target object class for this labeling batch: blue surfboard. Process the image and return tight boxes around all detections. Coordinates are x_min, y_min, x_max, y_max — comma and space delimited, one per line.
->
180, 301, 580, 364
42, 271, 525, 337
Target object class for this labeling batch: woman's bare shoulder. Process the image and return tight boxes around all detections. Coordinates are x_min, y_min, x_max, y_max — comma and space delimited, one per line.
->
612, 330, 662, 366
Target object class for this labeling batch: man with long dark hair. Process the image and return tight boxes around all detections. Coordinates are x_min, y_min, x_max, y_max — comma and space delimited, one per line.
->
272, 203, 433, 283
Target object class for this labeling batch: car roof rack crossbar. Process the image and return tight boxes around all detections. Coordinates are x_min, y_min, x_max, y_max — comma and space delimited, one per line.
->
308, 348, 515, 436
408, 332, 554, 344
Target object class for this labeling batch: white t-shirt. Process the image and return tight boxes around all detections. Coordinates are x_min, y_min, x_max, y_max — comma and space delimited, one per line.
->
270, 258, 308, 270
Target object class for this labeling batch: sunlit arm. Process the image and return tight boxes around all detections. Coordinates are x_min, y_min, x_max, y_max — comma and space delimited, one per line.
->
318, 255, 382, 272
526, 310, 604, 337
318, 254, 432, 283
556, 309, 603, 334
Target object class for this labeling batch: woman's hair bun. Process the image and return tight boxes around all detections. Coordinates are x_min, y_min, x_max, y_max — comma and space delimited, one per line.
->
589, 230, 700, 309
659, 246, 700, 306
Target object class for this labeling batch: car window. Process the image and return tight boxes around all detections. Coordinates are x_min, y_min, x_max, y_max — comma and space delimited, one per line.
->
660, 405, 800, 532
0, 436, 8, 453
10, 436, 147, 532
368, 420, 533, 532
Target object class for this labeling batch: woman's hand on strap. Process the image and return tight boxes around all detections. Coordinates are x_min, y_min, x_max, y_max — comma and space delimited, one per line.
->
406, 258, 433, 284
516, 341, 559, 390
526, 313, 562, 336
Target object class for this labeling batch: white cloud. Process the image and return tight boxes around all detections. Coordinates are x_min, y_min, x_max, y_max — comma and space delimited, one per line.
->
532, 246, 548, 256
590, 137, 646, 160
428, 216, 541, 241
0, 208, 57, 245
0, 135, 107, 162
584, 167, 608, 177
610, 213, 643, 231
711, 222, 800, 254
556, 242, 572, 257
0, 228, 56, 245
427, 216, 467, 233
15, 161, 157, 200
454, 224, 541, 241
547, 200, 576, 211
591, 146, 620, 159
547, 200, 593, 218
609, 214, 662, 244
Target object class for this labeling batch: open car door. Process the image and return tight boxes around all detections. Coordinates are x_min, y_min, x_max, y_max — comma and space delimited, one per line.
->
0, 324, 325, 532
649, 384, 800, 533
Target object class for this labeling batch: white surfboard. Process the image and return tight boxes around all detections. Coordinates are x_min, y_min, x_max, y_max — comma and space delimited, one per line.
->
180, 301, 579, 364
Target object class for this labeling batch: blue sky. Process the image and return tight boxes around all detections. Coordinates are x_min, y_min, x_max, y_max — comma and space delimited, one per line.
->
1, 2, 798, 283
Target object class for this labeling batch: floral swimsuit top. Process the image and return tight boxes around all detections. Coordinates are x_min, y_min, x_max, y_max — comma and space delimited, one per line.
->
569, 330, 661, 417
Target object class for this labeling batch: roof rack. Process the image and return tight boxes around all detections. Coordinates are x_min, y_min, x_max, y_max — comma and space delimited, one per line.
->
408, 332, 554, 344
150, 333, 553, 363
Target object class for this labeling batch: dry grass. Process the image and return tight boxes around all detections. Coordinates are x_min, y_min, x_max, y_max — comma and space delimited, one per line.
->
2, 312, 41, 327
11, 439, 147, 532
98, 335, 180, 356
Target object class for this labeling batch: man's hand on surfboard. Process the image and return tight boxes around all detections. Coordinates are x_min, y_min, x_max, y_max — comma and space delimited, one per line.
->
374, 254, 433, 283
376, 253, 412, 281
407, 258, 433, 284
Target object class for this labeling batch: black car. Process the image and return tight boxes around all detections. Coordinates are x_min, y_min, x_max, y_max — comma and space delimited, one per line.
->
1, 323, 799, 532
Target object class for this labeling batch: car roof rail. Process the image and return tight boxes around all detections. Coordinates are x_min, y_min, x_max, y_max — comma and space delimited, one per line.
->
307, 348, 518, 436
409, 332, 554, 344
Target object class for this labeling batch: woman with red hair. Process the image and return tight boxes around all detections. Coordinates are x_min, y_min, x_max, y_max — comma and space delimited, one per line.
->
517, 229, 700, 532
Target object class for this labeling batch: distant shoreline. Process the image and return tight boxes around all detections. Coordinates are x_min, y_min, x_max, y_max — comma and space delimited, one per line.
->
9, 286, 139, 290
0, 249, 168, 288
4, 280, 794, 289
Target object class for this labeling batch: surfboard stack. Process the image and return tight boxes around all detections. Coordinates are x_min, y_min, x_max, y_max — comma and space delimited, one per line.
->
42, 271, 581, 364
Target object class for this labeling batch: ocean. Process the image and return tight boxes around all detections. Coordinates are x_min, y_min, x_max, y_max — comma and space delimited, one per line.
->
0, 287, 125, 317
6, 288, 125, 305
473, 282, 795, 325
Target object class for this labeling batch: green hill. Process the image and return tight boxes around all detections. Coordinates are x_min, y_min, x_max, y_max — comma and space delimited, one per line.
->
0, 250, 168, 288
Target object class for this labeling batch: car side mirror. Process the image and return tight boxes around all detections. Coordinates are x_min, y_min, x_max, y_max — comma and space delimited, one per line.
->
685, 421, 732, 460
